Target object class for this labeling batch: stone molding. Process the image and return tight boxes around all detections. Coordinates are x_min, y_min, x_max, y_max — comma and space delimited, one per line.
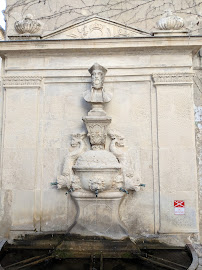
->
152, 73, 194, 85
0, 37, 201, 53
3, 76, 42, 87
8, 35, 41, 41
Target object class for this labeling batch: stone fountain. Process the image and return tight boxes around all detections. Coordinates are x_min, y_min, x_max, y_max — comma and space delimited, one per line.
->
54, 63, 141, 239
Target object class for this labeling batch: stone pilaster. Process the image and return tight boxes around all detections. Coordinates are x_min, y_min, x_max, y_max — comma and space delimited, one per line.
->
152, 73, 199, 235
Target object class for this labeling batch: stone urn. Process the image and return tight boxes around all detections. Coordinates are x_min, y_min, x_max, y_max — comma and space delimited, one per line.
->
73, 150, 121, 195
157, 11, 184, 30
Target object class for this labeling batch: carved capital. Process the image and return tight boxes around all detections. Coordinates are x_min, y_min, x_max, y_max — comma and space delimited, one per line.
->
152, 73, 194, 85
3, 76, 42, 87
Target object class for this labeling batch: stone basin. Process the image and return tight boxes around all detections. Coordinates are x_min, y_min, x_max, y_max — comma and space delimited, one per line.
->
73, 150, 121, 192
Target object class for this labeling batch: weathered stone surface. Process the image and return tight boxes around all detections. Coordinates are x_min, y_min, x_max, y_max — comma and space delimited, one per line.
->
14, 14, 41, 35
0, 14, 200, 243
43, 17, 151, 40
11, 190, 35, 231
159, 191, 198, 233
41, 190, 76, 231
0, 190, 12, 238
70, 191, 128, 239
157, 11, 184, 30
194, 74, 202, 242
2, 149, 36, 190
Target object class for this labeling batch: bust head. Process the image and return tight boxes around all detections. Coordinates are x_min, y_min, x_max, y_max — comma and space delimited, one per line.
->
88, 63, 107, 89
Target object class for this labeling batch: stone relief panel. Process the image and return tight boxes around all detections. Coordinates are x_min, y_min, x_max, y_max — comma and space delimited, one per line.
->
54, 63, 143, 196
108, 129, 141, 191
43, 17, 151, 40
56, 133, 86, 190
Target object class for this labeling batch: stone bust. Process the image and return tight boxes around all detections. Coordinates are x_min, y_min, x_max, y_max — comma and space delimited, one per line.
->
83, 63, 112, 103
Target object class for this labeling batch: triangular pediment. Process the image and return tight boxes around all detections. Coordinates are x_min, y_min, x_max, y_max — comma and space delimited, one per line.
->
42, 16, 151, 40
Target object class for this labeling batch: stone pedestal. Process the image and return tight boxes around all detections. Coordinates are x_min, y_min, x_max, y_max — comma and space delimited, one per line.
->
69, 191, 128, 239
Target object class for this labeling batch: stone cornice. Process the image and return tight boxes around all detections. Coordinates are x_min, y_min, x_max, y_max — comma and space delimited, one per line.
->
152, 73, 194, 85
3, 76, 42, 87
0, 36, 201, 56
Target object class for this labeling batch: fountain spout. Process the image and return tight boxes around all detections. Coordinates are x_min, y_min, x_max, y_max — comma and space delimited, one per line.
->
65, 188, 74, 195
51, 181, 57, 186
119, 187, 129, 194
95, 189, 99, 198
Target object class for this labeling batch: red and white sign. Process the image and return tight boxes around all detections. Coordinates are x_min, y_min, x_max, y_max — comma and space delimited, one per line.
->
174, 200, 185, 215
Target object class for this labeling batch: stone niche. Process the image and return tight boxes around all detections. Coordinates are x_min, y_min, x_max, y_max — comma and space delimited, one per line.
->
0, 17, 201, 245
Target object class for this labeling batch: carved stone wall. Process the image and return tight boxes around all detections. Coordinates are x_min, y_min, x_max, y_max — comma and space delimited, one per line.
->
0, 39, 200, 245
0, 0, 201, 245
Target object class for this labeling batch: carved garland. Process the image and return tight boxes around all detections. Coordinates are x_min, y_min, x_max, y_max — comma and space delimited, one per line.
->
152, 73, 194, 84
3, 76, 42, 87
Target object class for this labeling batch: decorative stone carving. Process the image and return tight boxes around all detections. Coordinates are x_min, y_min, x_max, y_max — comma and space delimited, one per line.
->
14, 14, 41, 34
73, 150, 121, 168
71, 175, 82, 191
43, 17, 151, 40
157, 11, 184, 30
83, 63, 112, 104
51, 62, 142, 196
73, 150, 121, 192
108, 129, 141, 191
77, 22, 104, 38
56, 133, 86, 190
83, 118, 111, 150
108, 129, 125, 160
112, 174, 124, 190
152, 73, 194, 84
54, 63, 142, 238
83, 63, 113, 150
88, 124, 105, 145
3, 76, 42, 87
89, 178, 105, 192
56, 175, 71, 190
